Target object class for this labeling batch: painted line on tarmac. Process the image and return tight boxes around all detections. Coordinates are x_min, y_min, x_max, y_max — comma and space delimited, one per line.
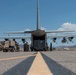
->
27, 52, 53, 75
0, 54, 36, 61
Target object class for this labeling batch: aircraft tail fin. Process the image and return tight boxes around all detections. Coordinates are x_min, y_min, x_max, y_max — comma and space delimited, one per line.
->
37, 0, 40, 30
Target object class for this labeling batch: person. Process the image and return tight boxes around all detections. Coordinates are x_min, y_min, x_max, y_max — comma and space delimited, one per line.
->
24, 42, 29, 52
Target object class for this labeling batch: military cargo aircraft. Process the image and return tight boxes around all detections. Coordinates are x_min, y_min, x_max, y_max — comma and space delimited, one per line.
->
0, 0, 75, 51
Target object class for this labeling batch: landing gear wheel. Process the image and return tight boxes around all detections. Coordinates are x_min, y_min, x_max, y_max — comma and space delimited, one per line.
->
50, 43, 52, 51
3, 49, 8, 52
10, 49, 14, 52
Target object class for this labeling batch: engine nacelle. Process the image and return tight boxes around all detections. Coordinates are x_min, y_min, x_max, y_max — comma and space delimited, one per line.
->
13, 39, 15, 41
53, 38, 57, 42
21, 39, 25, 43
5, 39, 9, 41
61, 37, 67, 43
68, 37, 74, 42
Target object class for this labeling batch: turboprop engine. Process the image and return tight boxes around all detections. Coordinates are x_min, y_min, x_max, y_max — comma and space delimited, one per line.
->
53, 38, 57, 43
68, 37, 74, 42
61, 37, 67, 43
21, 39, 25, 43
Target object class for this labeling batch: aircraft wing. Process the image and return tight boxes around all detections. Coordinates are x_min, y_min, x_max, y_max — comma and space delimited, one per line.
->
47, 34, 76, 39
4, 30, 74, 34
0, 36, 31, 39
4, 31, 33, 34
47, 34, 76, 43
45, 30, 74, 33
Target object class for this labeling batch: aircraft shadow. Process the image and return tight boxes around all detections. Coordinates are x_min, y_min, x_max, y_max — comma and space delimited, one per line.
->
3, 56, 35, 75
41, 53, 76, 75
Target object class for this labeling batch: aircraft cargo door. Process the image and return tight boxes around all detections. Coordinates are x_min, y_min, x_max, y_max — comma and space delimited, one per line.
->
32, 35, 46, 51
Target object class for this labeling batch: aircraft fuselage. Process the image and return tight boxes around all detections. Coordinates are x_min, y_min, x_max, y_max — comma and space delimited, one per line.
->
31, 29, 48, 51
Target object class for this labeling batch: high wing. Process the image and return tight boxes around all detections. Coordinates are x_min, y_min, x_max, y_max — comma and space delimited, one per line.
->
47, 34, 76, 43
4, 30, 74, 34
47, 35, 76, 39
4, 31, 33, 34
45, 30, 74, 33
0, 36, 31, 39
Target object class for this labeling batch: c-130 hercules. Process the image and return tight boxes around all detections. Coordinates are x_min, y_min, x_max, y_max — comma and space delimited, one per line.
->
0, 0, 75, 51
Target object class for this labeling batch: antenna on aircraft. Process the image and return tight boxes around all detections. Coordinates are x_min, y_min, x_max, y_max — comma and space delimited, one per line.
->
37, 0, 40, 30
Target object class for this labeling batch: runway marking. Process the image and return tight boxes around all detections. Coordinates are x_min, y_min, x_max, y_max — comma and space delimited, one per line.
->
27, 52, 53, 75
0, 54, 36, 61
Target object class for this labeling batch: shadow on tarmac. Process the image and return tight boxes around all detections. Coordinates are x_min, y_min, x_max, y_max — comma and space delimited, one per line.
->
41, 53, 76, 75
3, 56, 35, 75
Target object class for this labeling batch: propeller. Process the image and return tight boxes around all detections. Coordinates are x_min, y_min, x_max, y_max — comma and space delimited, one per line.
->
61, 37, 67, 43
21, 39, 25, 43
68, 37, 74, 43
52, 38, 57, 44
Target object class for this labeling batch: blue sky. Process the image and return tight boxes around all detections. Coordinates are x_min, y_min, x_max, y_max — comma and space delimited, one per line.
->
0, 0, 76, 46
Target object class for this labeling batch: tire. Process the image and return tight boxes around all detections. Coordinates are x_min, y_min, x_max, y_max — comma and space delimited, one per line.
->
10, 49, 14, 52
3, 49, 8, 52
50, 43, 52, 51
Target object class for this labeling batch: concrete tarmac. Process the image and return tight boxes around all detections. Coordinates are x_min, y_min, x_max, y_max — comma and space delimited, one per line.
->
27, 52, 53, 75
0, 52, 36, 75
0, 51, 76, 75
42, 51, 76, 75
